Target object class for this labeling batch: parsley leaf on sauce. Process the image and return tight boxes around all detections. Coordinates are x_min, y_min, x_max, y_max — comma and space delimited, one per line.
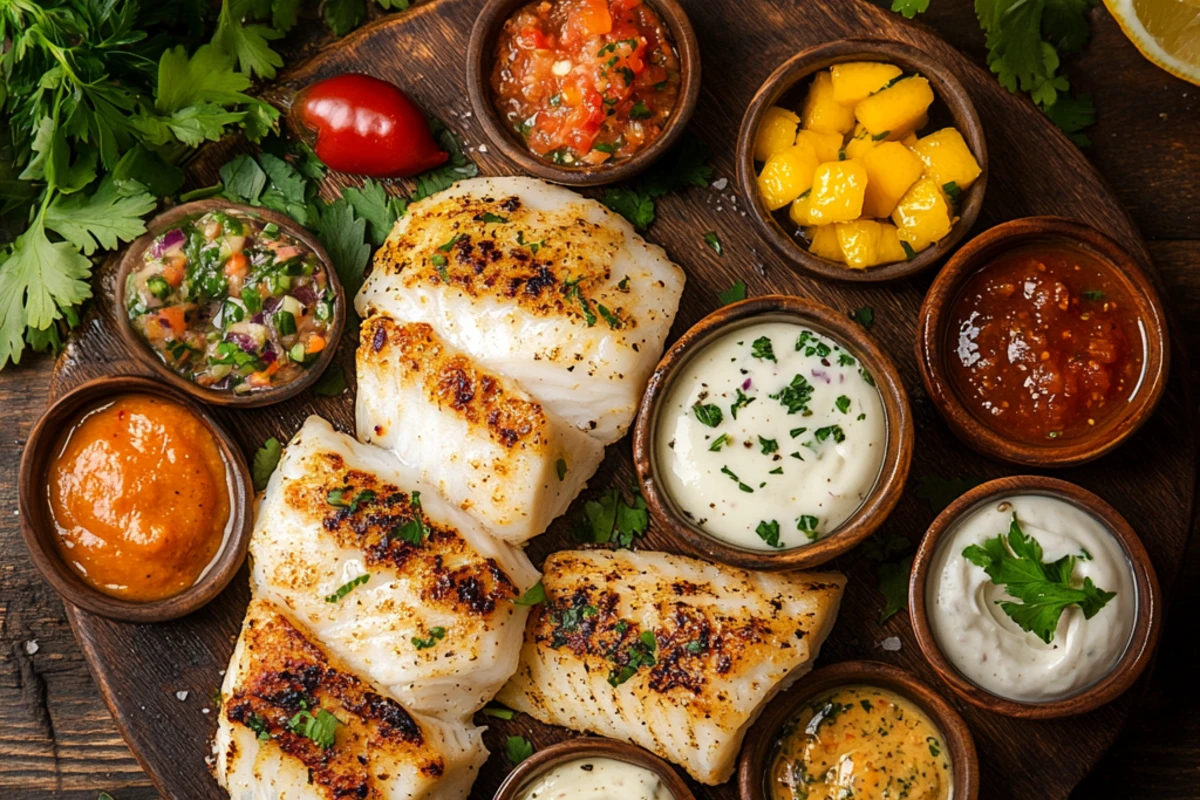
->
692, 402, 724, 427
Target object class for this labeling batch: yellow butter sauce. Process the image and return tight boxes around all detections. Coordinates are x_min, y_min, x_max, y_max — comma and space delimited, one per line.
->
769, 685, 952, 800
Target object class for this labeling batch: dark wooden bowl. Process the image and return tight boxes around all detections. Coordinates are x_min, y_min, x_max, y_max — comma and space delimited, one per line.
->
738, 660, 979, 800
736, 39, 987, 283
466, 0, 701, 187
18, 376, 254, 623
915, 216, 1170, 467
908, 475, 1162, 719
115, 199, 346, 408
632, 295, 913, 571
491, 737, 696, 800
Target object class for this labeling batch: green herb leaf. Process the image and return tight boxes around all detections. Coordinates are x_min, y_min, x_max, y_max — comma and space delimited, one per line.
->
730, 388, 755, 419
601, 139, 712, 229
412, 626, 447, 650
513, 580, 547, 606
718, 279, 747, 305
1081, 289, 1106, 301
390, 491, 430, 545
692, 402, 724, 427
251, 437, 283, 491
506, 735, 534, 764
556, 458, 568, 480
704, 231, 723, 255
720, 465, 754, 493
770, 374, 814, 415
797, 514, 819, 541
814, 425, 845, 444
878, 555, 914, 623
759, 435, 779, 455
480, 705, 515, 720
572, 488, 650, 548
751, 336, 776, 362
756, 519, 782, 548
709, 433, 730, 451
344, 179, 401, 245
849, 306, 875, 328
287, 708, 341, 748
313, 368, 346, 397
326, 573, 370, 603
914, 475, 985, 515
318, 198, 371, 300
890, 0, 930, 18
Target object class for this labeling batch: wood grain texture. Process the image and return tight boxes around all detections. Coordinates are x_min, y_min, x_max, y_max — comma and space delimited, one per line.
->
2, 2, 1200, 799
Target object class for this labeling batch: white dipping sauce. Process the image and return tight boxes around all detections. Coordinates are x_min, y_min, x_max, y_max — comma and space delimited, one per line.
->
926, 494, 1137, 702
655, 321, 886, 550
515, 757, 673, 800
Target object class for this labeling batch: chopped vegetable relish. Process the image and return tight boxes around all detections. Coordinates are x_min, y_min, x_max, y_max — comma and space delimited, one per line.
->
490, 0, 682, 166
126, 210, 335, 394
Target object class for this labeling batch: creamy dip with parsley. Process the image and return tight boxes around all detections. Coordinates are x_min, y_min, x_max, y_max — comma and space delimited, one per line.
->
515, 757, 673, 800
926, 494, 1136, 702
655, 321, 886, 550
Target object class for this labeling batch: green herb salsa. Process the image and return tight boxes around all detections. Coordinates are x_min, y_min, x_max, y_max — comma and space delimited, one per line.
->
126, 210, 335, 394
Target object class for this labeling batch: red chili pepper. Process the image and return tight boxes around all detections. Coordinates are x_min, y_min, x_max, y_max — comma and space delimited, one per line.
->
289, 73, 449, 178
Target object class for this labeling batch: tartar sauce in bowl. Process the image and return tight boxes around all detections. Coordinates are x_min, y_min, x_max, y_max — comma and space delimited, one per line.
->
655, 320, 886, 551
926, 493, 1136, 703
515, 757, 673, 800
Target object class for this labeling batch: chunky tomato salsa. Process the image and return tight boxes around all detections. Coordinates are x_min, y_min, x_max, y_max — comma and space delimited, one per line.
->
946, 243, 1145, 443
490, 0, 682, 166
126, 210, 335, 394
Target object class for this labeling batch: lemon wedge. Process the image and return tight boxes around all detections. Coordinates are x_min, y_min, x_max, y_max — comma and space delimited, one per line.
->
1103, 0, 1200, 85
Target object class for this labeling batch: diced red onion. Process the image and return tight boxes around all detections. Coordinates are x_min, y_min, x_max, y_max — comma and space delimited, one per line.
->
812, 368, 831, 383
150, 228, 185, 258
263, 296, 281, 313
742, 377, 752, 390
228, 332, 258, 353
251, 312, 264, 324
261, 348, 277, 365
291, 284, 317, 306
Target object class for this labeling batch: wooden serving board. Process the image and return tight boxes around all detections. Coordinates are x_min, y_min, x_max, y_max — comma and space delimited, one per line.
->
47, 1, 1197, 798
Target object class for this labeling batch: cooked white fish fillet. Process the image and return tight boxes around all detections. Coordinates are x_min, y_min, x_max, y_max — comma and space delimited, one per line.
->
356, 315, 605, 543
354, 176, 686, 444
496, 549, 846, 785
250, 415, 540, 721
213, 598, 487, 800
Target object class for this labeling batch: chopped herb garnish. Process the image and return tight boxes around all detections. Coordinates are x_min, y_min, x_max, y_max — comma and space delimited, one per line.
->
751, 336, 776, 362
756, 519, 783, 548
709, 433, 731, 451
704, 231, 724, 255
556, 458, 568, 480
1081, 289, 1106, 301
900, 240, 917, 260
563, 276, 597, 326
480, 705, 516, 720
251, 437, 283, 492
730, 388, 756, 419
943, 181, 962, 205
630, 100, 654, 119
692, 402, 724, 427
325, 574, 370, 603
718, 279, 747, 305
872, 129, 891, 141
837, 352, 856, 367
593, 141, 618, 154
607, 630, 657, 687
597, 303, 622, 329
835, 395, 851, 414
849, 306, 875, 328
797, 514, 819, 541
390, 490, 430, 545
476, 212, 509, 223
759, 435, 779, 454
789, 427, 808, 438
770, 466, 783, 474
770, 374, 814, 415
513, 580, 547, 606
506, 735, 534, 764
720, 465, 754, 493
287, 708, 340, 749
412, 626, 447, 650
438, 232, 462, 252
928, 736, 942, 757
814, 425, 846, 444
572, 487, 649, 548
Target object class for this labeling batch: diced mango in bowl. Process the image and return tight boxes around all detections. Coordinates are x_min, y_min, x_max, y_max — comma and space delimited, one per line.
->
752, 59, 981, 270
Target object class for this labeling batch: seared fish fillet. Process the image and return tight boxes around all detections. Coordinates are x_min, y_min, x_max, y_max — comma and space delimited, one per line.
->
496, 550, 846, 784
356, 315, 605, 543
213, 598, 487, 800
354, 176, 686, 444
251, 415, 540, 720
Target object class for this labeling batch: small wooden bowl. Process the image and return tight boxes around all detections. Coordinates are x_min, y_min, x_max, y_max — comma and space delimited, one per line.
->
908, 475, 1162, 719
736, 39, 987, 283
632, 295, 913, 571
915, 216, 1170, 467
115, 199, 345, 408
738, 660, 979, 800
18, 375, 255, 623
467, 0, 701, 187
491, 737, 695, 800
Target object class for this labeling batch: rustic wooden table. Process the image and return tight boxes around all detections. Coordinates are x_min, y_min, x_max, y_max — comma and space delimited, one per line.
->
1, 3, 1197, 798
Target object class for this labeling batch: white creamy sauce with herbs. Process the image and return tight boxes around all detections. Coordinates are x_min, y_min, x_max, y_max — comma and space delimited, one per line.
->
515, 757, 673, 800
926, 494, 1137, 702
655, 321, 886, 551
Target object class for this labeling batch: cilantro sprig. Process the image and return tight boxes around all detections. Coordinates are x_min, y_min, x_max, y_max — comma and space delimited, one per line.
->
963, 513, 1116, 644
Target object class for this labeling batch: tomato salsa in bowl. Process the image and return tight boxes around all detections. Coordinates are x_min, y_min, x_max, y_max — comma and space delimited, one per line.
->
117, 200, 344, 407
917, 217, 1169, 467
468, 0, 700, 185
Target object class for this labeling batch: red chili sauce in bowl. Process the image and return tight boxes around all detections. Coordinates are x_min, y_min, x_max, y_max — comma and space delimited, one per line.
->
945, 243, 1146, 444
490, 0, 682, 166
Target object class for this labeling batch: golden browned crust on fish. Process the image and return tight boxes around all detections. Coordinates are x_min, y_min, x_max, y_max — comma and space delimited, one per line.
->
360, 317, 549, 452
221, 606, 443, 799
370, 193, 638, 329
280, 452, 517, 616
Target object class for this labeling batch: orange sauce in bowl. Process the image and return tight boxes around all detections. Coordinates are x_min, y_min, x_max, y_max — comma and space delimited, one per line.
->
47, 394, 232, 602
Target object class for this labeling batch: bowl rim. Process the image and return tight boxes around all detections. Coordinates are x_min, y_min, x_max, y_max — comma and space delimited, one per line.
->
631, 294, 913, 571
466, 0, 702, 187
114, 198, 346, 408
17, 375, 254, 623
736, 659, 980, 800
914, 215, 1171, 467
735, 37, 988, 283
907, 474, 1162, 719
490, 737, 697, 800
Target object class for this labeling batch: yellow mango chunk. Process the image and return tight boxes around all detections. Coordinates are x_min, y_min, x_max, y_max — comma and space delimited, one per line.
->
802, 71, 856, 135
796, 129, 843, 163
831, 62, 903, 106
901, 132, 918, 148
910, 127, 982, 190
754, 106, 800, 162
807, 161, 868, 223
806, 225, 844, 262
756, 140, 820, 210
844, 124, 879, 161
862, 142, 924, 218
891, 177, 954, 251
855, 76, 934, 137
789, 192, 815, 227
835, 220, 883, 270
877, 222, 909, 264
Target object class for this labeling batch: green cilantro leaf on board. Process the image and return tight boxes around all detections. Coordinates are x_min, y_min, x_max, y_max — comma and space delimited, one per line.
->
962, 513, 1117, 644
602, 139, 712, 229
480, 704, 515, 720
506, 735, 535, 764
318, 198, 371, 299
324, 0, 366, 36
43, 177, 156, 257
412, 119, 480, 201
512, 581, 547, 606
913, 475, 985, 515
704, 231, 724, 255
220, 154, 269, 205
251, 437, 283, 491
343, 179, 402, 246
718, 279, 747, 306
287, 708, 341, 748
849, 306, 875, 329
890, 0, 930, 18
313, 367, 347, 397
572, 488, 650, 548
213, 0, 285, 79
878, 555, 914, 623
